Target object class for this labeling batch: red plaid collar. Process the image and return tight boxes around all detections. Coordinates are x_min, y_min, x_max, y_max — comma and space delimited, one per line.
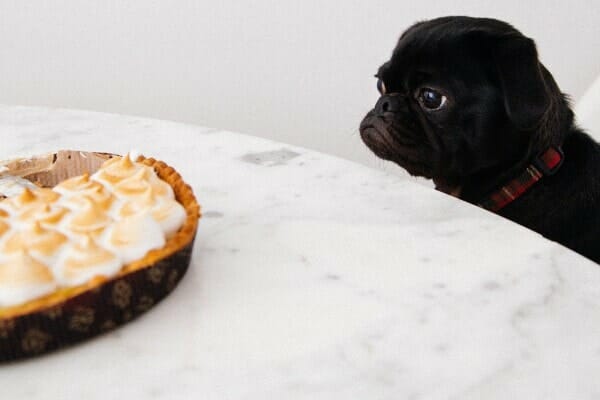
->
478, 147, 564, 212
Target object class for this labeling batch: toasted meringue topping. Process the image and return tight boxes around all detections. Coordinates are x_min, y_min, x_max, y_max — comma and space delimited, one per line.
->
0, 154, 187, 308
0, 176, 40, 198
62, 189, 115, 214
119, 189, 155, 216
17, 203, 69, 225
120, 196, 186, 237
102, 213, 165, 264
0, 251, 54, 284
55, 236, 121, 286
26, 188, 60, 204
68, 198, 113, 234
116, 167, 173, 199
2, 188, 59, 212
55, 174, 115, 209
3, 223, 68, 262
85, 186, 115, 209
53, 173, 94, 193
150, 199, 187, 237
20, 188, 37, 201
91, 154, 143, 186
0, 251, 56, 307
114, 175, 150, 197
0, 220, 8, 237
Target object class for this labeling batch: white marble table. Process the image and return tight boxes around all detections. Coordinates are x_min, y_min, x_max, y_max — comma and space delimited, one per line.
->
1, 105, 599, 399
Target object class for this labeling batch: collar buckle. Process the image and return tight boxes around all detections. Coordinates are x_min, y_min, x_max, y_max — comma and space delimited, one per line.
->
533, 146, 564, 176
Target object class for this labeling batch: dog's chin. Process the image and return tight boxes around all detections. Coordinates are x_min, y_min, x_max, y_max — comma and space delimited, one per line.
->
359, 121, 433, 179
360, 120, 462, 198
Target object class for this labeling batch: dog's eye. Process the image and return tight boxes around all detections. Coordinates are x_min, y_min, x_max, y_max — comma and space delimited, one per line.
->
418, 88, 447, 111
377, 79, 387, 95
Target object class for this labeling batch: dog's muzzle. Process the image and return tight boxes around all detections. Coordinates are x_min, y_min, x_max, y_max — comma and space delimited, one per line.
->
359, 93, 417, 157
359, 94, 436, 178
373, 93, 407, 114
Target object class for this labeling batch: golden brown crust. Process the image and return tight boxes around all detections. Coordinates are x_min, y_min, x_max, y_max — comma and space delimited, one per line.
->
0, 156, 200, 319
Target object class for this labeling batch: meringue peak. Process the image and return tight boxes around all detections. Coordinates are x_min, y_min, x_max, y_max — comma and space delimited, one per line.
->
93, 155, 141, 185
69, 198, 112, 233
0, 250, 54, 285
3, 223, 67, 256
57, 235, 121, 286
19, 188, 36, 204
18, 203, 69, 224
0, 220, 8, 237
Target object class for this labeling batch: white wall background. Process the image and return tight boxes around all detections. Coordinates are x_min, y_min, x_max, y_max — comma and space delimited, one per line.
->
0, 1, 598, 172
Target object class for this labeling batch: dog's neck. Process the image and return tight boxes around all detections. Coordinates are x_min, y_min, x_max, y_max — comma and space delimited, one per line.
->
433, 178, 462, 198
451, 93, 575, 206
478, 147, 564, 211
456, 146, 557, 205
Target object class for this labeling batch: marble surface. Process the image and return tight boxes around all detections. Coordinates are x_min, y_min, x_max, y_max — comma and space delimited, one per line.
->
1, 105, 599, 399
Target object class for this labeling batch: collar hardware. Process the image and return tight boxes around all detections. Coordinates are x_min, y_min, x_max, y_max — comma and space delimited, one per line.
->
478, 146, 564, 212
532, 147, 564, 176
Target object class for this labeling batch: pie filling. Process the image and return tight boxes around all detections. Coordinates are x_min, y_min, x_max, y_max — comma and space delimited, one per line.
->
0, 154, 187, 309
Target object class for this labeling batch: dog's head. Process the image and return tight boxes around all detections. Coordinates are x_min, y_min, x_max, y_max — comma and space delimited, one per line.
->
360, 16, 570, 198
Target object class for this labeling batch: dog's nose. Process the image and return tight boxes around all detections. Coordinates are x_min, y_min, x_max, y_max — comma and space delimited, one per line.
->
374, 94, 405, 114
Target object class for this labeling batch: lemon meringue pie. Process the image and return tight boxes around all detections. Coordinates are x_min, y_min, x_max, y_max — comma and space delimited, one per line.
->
0, 153, 200, 319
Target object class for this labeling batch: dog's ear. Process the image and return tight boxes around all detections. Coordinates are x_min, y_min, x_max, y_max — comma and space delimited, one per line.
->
492, 36, 551, 130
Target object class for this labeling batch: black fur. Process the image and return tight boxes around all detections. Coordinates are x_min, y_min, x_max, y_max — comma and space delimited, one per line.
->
360, 16, 600, 263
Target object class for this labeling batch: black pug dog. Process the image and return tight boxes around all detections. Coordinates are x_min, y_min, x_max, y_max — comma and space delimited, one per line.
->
360, 16, 600, 263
